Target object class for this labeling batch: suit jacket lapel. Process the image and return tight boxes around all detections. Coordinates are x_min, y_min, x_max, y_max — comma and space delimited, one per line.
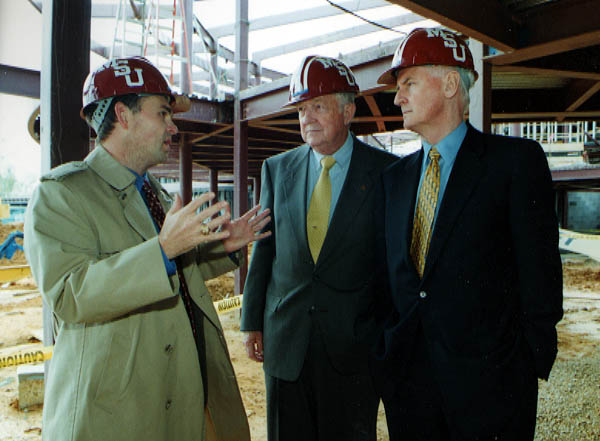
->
317, 140, 372, 265
282, 145, 312, 259
423, 125, 485, 279
391, 150, 422, 276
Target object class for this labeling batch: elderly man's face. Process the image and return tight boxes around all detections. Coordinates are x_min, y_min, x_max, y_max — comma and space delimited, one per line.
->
394, 66, 445, 138
297, 94, 354, 155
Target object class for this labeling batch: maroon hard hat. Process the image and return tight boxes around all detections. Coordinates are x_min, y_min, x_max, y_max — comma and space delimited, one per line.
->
378, 28, 478, 85
286, 55, 359, 107
80, 56, 174, 120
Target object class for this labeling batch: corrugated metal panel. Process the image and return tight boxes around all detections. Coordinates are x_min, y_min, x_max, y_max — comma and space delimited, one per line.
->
492, 71, 570, 89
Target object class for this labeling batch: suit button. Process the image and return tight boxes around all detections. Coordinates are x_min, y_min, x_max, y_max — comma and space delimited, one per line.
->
419, 291, 427, 299
309, 306, 316, 313
165, 344, 174, 354
165, 399, 172, 410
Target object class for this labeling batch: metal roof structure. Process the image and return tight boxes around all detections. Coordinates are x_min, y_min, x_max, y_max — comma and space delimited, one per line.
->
1, 0, 599, 181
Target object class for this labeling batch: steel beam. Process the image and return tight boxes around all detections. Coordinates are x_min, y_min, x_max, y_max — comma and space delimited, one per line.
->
234, 0, 249, 294
207, 0, 390, 38
0, 64, 40, 98
385, 0, 519, 51
252, 14, 421, 63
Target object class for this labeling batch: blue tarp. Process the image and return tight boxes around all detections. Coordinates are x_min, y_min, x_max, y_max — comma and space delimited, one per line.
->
0, 231, 24, 260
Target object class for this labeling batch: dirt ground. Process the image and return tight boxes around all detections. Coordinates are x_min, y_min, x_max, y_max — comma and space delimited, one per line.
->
1, 223, 600, 440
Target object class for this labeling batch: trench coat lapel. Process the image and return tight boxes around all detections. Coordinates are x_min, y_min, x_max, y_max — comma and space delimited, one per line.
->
282, 145, 313, 261
423, 125, 485, 280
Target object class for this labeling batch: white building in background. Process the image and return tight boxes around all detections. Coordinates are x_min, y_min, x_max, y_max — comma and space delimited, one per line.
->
0, 1, 43, 197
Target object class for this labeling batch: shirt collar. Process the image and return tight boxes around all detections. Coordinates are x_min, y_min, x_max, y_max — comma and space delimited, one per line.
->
127, 168, 149, 192
311, 130, 353, 169
422, 122, 467, 165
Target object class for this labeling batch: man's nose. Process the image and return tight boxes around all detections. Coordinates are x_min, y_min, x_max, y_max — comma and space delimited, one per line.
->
393, 90, 406, 107
166, 118, 178, 135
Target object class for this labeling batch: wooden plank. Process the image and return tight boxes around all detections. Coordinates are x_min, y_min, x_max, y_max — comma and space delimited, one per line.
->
0, 266, 32, 283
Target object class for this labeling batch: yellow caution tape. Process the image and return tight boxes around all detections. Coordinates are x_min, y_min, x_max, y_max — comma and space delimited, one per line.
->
214, 294, 243, 314
0, 346, 52, 369
0, 295, 243, 369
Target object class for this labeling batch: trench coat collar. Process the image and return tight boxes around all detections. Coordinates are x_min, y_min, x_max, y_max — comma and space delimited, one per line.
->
86, 145, 158, 240
85, 144, 137, 191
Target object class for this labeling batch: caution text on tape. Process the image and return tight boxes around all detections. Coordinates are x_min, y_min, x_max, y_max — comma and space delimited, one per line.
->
0, 295, 243, 369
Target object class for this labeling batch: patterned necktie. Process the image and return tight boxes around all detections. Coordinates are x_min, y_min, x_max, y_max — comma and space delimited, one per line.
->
307, 156, 336, 263
410, 147, 441, 278
141, 180, 208, 403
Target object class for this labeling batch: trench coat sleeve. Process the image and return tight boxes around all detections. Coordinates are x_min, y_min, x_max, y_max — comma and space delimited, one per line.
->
195, 241, 244, 281
25, 180, 181, 325
508, 141, 563, 379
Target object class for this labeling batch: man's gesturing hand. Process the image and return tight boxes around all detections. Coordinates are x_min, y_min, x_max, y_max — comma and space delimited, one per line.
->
159, 192, 231, 260
222, 204, 272, 253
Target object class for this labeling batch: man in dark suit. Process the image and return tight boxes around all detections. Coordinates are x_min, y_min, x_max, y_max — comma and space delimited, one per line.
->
374, 28, 563, 441
241, 55, 398, 441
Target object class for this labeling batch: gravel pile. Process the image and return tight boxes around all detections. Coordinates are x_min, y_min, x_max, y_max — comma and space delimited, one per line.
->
535, 350, 600, 440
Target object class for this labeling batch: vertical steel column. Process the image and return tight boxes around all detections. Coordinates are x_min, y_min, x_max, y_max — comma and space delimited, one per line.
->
179, 0, 193, 203
234, 0, 249, 294
510, 123, 521, 138
468, 40, 492, 134
209, 53, 219, 99
179, 135, 193, 204
253, 175, 261, 208
40, 0, 91, 366
559, 189, 569, 229
209, 168, 219, 212
179, 0, 193, 93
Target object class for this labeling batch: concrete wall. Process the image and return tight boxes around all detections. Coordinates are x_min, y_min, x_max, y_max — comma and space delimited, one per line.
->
567, 192, 600, 232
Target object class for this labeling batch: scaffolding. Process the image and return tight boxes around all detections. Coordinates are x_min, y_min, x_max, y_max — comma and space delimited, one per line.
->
109, 0, 214, 96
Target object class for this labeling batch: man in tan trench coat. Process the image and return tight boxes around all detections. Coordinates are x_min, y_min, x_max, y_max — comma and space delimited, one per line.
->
24, 56, 270, 441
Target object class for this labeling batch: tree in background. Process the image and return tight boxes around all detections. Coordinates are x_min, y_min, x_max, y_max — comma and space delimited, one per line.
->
0, 155, 37, 198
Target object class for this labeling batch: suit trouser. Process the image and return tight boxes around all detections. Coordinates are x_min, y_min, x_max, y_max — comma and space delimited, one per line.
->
265, 322, 379, 441
381, 325, 538, 441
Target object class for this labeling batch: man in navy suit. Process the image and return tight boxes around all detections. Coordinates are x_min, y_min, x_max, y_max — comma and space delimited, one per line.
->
241, 55, 397, 441
374, 28, 563, 441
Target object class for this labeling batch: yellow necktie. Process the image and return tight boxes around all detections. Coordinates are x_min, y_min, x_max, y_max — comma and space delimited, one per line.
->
410, 147, 441, 278
307, 156, 336, 263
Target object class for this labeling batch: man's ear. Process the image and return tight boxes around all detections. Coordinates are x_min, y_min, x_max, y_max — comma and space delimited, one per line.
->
114, 101, 129, 129
443, 70, 461, 99
343, 102, 356, 126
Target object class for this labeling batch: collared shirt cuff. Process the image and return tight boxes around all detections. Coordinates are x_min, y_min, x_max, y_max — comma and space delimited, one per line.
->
160, 244, 177, 276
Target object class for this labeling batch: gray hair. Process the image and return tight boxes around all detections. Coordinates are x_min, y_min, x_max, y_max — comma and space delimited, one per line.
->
427, 65, 476, 108
335, 92, 356, 112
